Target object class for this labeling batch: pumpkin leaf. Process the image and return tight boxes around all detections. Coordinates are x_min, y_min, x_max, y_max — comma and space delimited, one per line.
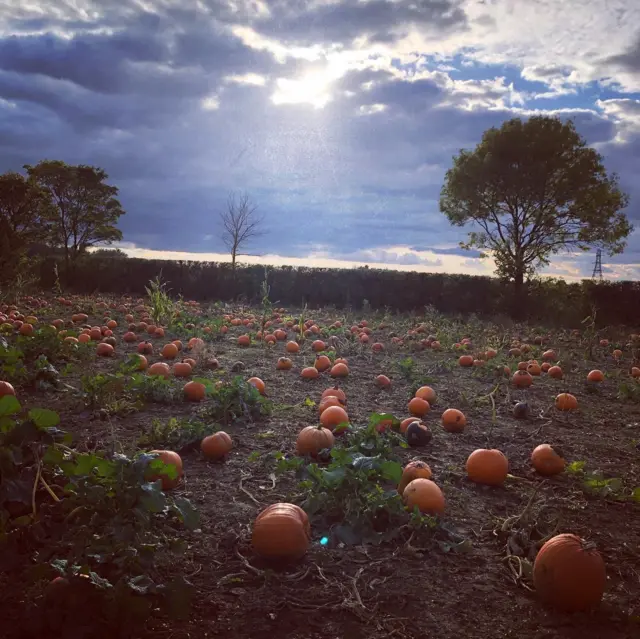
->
171, 497, 199, 530
0, 395, 21, 417
28, 408, 60, 428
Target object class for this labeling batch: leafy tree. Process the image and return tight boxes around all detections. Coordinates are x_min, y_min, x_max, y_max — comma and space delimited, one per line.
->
219, 191, 264, 274
0, 171, 52, 281
25, 160, 125, 270
92, 247, 128, 258
440, 116, 632, 302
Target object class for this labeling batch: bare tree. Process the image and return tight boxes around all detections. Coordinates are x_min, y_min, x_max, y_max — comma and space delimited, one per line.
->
220, 191, 264, 273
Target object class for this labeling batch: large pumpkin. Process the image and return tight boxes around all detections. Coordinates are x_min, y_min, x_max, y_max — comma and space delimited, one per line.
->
295, 425, 335, 457
398, 460, 432, 494
441, 408, 466, 432
466, 449, 509, 486
531, 444, 565, 476
319, 405, 349, 431
252, 503, 311, 560
201, 431, 233, 460
403, 478, 445, 515
0, 381, 16, 398
146, 450, 183, 490
533, 534, 606, 612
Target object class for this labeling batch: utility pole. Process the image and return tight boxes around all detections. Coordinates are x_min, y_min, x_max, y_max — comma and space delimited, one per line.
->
591, 249, 603, 279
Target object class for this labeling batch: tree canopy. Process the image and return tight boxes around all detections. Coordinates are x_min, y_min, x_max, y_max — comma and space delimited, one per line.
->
439, 116, 632, 295
25, 160, 125, 268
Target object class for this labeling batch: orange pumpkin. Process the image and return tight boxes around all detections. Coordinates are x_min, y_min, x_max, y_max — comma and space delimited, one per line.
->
148, 362, 170, 378
286, 341, 300, 353
277, 357, 293, 370
318, 395, 343, 415
123, 331, 137, 343
375, 374, 391, 388
173, 362, 192, 377
252, 503, 311, 560
441, 408, 466, 432
296, 425, 335, 457
132, 354, 148, 370
188, 337, 205, 350
138, 341, 153, 354
587, 369, 604, 382
512, 370, 533, 387
555, 393, 578, 411
533, 534, 606, 612
96, 342, 114, 357
0, 381, 16, 398
531, 444, 565, 476
527, 362, 542, 376
399, 417, 422, 434
330, 363, 349, 378
319, 405, 349, 431
631, 366, 640, 378
201, 431, 233, 460
466, 449, 509, 486
301, 367, 319, 379
542, 350, 557, 361
458, 355, 474, 367
415, 385, 436, 403
312, 340, 326, 352
314, 355, 331, 372
146, 450, 183, 490
408, 397, 430, 417
397, 460, 433, 494
238, 335, 251, 347
184, 381, 206, 402
321, 387, 346, 403
248, 377, 266, 395
161, 343, 179, 359
547, 365, 563, 379
403, 478, 445, 515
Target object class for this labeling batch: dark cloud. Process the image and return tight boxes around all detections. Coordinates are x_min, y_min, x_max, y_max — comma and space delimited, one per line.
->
605, 33, 640, 73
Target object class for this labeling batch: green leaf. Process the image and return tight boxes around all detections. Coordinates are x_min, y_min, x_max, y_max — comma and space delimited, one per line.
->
171, 497, 200, 530
320, 466, 347, 487
0, 395, 21, 417
631, 487, 640, 502
28, 408, 60, 428
566, 460, 585, 474
380, 460, 403, 483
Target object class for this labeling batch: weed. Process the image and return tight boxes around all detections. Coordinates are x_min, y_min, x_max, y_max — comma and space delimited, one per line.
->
197, 375, 271, 425
139, 416, 216, 450
145, 274, 176, 327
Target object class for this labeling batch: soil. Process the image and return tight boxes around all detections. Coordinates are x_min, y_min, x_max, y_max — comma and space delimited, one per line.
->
1, 300, 639, 639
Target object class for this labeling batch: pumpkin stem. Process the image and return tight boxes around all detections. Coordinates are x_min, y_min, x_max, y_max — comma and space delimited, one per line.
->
581, 539, 597, 552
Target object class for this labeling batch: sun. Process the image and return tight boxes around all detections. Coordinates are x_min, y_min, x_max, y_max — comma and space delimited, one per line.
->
271, 70, 335, 109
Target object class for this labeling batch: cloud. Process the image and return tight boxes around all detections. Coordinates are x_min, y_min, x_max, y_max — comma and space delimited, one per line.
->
1, 0, 639, 282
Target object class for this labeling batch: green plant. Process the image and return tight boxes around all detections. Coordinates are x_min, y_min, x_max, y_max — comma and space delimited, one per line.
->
0, 395, 199, 630
396, 356, 417, 382
139, 416, 216, 450
617, 380, 640, 403
145, 274, 176, 327
566, 461, 640, 501
197, 375, 271, 425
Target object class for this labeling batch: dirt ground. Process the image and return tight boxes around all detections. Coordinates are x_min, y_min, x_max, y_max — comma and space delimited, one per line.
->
1, 299, 639, 639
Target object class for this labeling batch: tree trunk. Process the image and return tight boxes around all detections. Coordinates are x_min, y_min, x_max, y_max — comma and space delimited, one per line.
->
512, 265, 526, 318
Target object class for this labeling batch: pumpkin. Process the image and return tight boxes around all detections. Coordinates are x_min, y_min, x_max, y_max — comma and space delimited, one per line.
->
400, 417, 422, 433
296, 425, 335, 457
184, 381, 206, 401
517, 361, 528, 371
403, 478, 445, 515
533, 534, 606, 612
0, 381, 16, 398
466, 449, 509, 486
314, 355, 331, 372
415, 385, 436, 403
123, 331, 137, 342
375, 374, 391, 388
318, 395, 343, 415
132, 354, 148, 370
286, 341, 299, 353
406, 421, 432, 447
155, 327, 165, 338
542, 350, 557, 361
252, 503, 311, 561
458, 355, 474, 367
330, 363, 349, 377
173, 362, 192, 377
512, 370, 533, 387
441, 408, 466, 432
301, 366, 319, 379
247, 377, 266, 395
547, 365, 563, 379
161, 343, 179, 359
277, 357, 293, 370
146, 450, 183, 490
408, 397, 430, 417
321, 387, 346, 404
612, 349, 622, 359
238, 335, 251, 347
312, 340, 326, 352
103, 336, 117, 347
319, 405, 349, 431
334, 357, 348, 366
274, 329, 287, 341
527, 362, 542, 376
201, 431, 232, 460
371, 342, 384, 352
78, 333, 91, 344
188, 337, 205, 350
96, 342, 114, 357
631, 366, 640, 378
138, 341, 153, 354
398, 460, 433, 494
599, 339, 609, 347
587, 369, 604, 382
148, 362, 170, 378
531, 444, 565, 476
555, 393, 578, 411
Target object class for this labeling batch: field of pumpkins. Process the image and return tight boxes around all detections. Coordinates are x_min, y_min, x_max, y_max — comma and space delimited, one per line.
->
0, 292, 639, 639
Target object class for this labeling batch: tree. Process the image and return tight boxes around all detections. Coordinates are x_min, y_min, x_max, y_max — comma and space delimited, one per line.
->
219, 192, 264, 273
25, 160, 125, 270
0, 171, 53, 281
439, 116, 631, 304
92, 247, 128, 258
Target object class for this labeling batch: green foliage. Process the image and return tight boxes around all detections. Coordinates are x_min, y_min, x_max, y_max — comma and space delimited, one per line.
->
396, 356, 417, 382
617, 379, 640, 403
440, 116, 632, 293
274, 414, 427, 546
139, 416, 216, 450
197, 375, 271, 424
565, 459, 638, 501
145, 274, 176, 327
25, 160, 125, 268
0, 396, 198, 626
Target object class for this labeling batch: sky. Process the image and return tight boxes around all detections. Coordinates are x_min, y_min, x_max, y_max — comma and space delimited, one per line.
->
1, 0, 640, 281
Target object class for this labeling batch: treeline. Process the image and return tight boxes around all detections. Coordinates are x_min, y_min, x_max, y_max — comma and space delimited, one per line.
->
40, 255, 640, 327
